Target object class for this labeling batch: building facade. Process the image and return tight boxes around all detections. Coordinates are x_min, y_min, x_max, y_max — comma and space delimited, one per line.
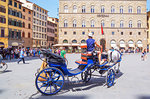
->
32, 4, 48, 48
22, 6, 33, 49
59, 0, 147, 51
0, 0, 8, 48
147, 11, 150, 52
47, 17, 55, 48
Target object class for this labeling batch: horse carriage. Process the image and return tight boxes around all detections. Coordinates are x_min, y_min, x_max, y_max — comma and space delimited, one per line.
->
35, 45, 122, 95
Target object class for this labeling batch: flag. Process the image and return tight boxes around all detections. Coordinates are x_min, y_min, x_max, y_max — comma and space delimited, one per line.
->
101, 24, 104, 35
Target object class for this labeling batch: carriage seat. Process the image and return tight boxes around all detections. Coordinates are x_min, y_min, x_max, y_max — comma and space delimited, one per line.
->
75, 53, 92, 65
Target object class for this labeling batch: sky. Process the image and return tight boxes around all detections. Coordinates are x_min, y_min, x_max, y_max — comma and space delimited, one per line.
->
29, 0, 150, 18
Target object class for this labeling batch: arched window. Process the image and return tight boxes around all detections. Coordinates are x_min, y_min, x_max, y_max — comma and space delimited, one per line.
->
81, 40, 86, 43
128, 6, 132, 13
22, 32, 25, 37
64, 20, 68, 27
120, 6, 123, 13
111, 20, 115, 27
82, 5, 86, 13
23, 22, 25, 28
91, 20, 95, 27
73, 19, 77, 27
82, 20, 86, 27
28, 23, 31, 29
64, 5, 68, 13
101, 20, 105, 27
129, 20, 132, 28
137, 6, 141, 14
91, 5, 94, 13
73, 5, 77, 13
137, 20, 141, 28
28, 32, 30, 38
128, 40, 134, 44
111, 6, 115, 13
63, 39, 68, 43
101, 6, 105, 13
120, 20, 124, 28
72, 39, 77, 43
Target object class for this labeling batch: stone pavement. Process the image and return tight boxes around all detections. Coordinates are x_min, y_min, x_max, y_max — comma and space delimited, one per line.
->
0, 54, 150, 99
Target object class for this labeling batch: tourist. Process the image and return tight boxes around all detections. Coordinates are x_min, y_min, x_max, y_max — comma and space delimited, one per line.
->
60, 47, 66, 59
17, 48, 25, 64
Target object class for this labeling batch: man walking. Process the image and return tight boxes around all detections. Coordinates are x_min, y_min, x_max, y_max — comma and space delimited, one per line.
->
17, 48, 25, 64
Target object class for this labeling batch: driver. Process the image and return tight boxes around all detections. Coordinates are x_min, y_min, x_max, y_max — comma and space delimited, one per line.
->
86, 33, 102, 64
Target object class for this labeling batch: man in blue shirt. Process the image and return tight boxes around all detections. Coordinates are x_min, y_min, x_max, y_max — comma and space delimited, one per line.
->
86, 33, 102, 64
17, 48, 25, 64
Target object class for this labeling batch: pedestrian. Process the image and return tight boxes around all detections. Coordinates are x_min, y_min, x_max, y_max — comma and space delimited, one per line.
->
141, 49, 147, 61
17, 48, 25, 64
60, 47, 66, 59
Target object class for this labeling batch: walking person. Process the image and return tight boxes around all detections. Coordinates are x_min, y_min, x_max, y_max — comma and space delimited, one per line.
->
141, 49, 147, 61
17, 48, 25, 64
60, 47, 66, 59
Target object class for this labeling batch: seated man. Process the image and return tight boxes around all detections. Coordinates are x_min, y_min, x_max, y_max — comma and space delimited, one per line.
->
86, 33, 102, 64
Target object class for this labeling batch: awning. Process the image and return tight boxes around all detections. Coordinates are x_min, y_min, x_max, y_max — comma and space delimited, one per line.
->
129, 44, 135, 48
62, 43, 71, 46
32, 45, 36, 47
37, 45, 41, 47
120, 44, 126, 48
53, 44, 62, 47
111, 44, 116, 48
72, 44, 80, 46
137, 44, 143, 47
80, 43, 87, 46
12, 42, 18, 46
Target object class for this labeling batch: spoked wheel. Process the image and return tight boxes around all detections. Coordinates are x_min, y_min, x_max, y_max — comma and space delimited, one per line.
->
81, 69, 92, 83
35, 67, 65, 95
0, 62, 8, 72
106, 69, 115, 87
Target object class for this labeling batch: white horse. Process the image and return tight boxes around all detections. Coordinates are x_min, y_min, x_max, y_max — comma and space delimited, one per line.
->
107, 46, 122, 73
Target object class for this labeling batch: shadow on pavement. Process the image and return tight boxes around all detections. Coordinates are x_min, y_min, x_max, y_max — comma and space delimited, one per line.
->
0, 70, 12, 74
138, 96, 150, 99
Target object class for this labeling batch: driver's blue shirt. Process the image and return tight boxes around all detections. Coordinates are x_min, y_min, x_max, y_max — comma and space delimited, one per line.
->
86, 39, 95, 51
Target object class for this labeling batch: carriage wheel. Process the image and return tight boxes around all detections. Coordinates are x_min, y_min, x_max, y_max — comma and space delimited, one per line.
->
0, 62, 8, 72
106, 69, 115, 87
81, 69, 92, 83
35, 67, 65, 95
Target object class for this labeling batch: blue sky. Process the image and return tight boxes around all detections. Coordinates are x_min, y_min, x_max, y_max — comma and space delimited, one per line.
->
29, 0, 150, 18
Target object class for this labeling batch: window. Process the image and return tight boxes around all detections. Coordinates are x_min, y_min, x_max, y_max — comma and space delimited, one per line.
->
1, 28, 5, 37
63, 39, 68, 43
40, 9, 41, 12
138, 32, 141, 35
23, 8, 25, 12
73, 5, 77, 13
28, 17, 31, 21
129, 20, 132, 28
82, 31, 85, 35
64, 31, 67, 35
0, 16, 6, 23
137, 20, 141, 28
111, 20, 115, 27
91, 20, 95, 27
91, 5, 94, 13
0, 6, 6, 13
73, 31, 76, 35
37, 13, 39, 18
72, 39, 77, 43
34, 12, 36, 16
82, 5, 86, 13
19, 4, 21, 9
101, 20, 105, 27
101, 6, 105, 13
9, 0, 12, 5
120, 6, 123, 13
128, 6, 132, 13
23, 15, 25, 19
37, 7, 39, 11
82, 20, 86, 27
121, 32, 123, 35
45, 16, 47, 21
81, 40, 86, 43
28, 24, 31, 29
137, 6, 141, 14
112, 31, 115, 35
64, 5, 68, 13
23, 22, 25, 28
111, 6, 115, 13
120, 20, 124, 28
73, 20, 77, 27
39, 14, 41, 19
92, 32, 94, 35
29, 11, 31, 14
64, 20, 68, 27
22, 31, 25, 37
130, 32, 132, 35
34, 6, 36, 10
14, 2, 17, 8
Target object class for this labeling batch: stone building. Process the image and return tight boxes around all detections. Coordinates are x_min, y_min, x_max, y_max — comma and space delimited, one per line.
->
59, 0, 147, 52
22, 6, 33, 49
147, 11, 150, 52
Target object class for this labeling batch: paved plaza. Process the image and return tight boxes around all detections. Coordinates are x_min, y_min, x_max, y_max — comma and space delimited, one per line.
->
0, 54, 150, 99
